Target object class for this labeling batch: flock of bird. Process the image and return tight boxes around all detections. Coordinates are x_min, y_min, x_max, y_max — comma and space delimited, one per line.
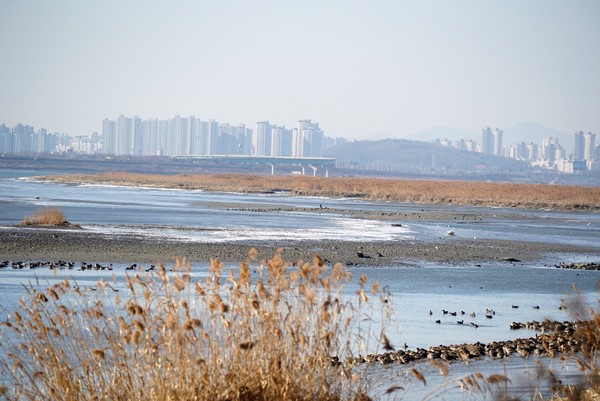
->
349, 320, 582, 366
0, 260, 155, 272
430, 305, 542, 328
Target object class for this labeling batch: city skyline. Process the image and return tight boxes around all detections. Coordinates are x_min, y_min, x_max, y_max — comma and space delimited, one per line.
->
1, 1, 599, 141
2, 116, 597, 165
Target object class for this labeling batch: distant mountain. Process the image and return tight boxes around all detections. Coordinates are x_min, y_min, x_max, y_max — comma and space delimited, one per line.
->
404, 126, 479, 142
404, 121, 573, 154
324, 138, 527, 173
503, 121, 571, 152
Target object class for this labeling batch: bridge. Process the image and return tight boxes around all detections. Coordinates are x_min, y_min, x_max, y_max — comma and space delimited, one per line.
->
171, 155, 336, 176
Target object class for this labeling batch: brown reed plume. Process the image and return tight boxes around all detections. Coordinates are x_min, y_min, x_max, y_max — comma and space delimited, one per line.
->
541, 286, 600, 400
20, 207, 69, 226
0, 252, 392, 401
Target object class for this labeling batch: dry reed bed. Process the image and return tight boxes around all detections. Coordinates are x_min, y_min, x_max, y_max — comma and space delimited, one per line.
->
19, 208, 68, 226
39, 172, 600, 211
2, 253, 600, 400
0, 253, 392, 401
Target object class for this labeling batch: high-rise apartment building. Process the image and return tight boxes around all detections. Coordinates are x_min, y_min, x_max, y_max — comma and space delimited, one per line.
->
112, 115, 142, 156
102, 119, 117, 155
464, 139, 477, 152
525, 142, 538, 161
0, 124, 11, 153
573, 131, 585, 161
294, 120, 323, 157
479, 127, 494, 155
141, 119, 160, 156
271, 126, 293, 157
540, 137, 563, 164
253, 121, 272, 156
479, 127, 502, 156
583, 131, 596, 162
493, 128, 503, 156
12, 124, 35, 154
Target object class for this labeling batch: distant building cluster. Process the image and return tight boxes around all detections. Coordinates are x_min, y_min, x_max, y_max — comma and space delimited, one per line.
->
0, 124, 72, 155
3, 118, 598, 175
0, 117, 346, 159
434, 127, 599, 174
101, 116, 333, 158
434, 127, 503, 155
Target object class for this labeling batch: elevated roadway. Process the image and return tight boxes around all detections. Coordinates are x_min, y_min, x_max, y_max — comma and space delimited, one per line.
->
172, 155, 336, 176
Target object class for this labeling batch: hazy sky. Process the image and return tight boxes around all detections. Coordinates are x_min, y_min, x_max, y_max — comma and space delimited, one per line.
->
1, 0, 599, 139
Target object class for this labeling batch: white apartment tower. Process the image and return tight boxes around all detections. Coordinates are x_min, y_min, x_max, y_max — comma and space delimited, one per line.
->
294, 120, 323, 157
573, 131, 585, 161
479, 127, 502, 156
541, 137, 561, 163
479, 127, 494, 155
253, 121, 272, 156
492, 128, 503, 156
583, 131, 596, 162
102, 119, 117, 155
271, 126, 293, 156
141, 119, 159, 156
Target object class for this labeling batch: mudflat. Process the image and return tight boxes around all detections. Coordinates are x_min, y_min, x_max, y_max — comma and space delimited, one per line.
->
3, 172, 599, 266
1, 207, 597, 267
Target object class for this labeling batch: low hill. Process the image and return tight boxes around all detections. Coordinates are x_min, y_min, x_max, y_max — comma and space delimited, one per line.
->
324, 138, 528, 173
405, 121, 572, 154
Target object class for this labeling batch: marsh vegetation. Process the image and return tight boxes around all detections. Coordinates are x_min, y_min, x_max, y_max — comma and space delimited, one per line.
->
19, 208, 75, 227
40, 172, 600, 211
0, 252, 396, 400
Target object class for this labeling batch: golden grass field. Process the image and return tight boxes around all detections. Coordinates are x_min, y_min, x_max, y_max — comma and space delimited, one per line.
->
40, 172, 600, 211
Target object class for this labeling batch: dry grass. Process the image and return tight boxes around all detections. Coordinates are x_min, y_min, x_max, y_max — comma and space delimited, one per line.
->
40, 172, 600, 211
20, 208, 69, 226
545, 289, 600, 401
0, 252, 392, 401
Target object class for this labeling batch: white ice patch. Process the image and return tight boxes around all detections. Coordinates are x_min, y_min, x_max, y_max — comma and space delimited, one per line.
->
84, 217, 416, 243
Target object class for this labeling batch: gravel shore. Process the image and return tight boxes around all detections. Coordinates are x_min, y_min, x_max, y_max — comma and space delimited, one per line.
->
1, 222, 596, 267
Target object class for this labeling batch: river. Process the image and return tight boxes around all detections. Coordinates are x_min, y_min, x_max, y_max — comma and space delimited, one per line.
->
1, 168, 599, 399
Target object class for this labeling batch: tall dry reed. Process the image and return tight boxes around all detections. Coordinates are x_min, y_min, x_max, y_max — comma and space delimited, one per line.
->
0, 252, 393, 401
544, 287, 600, 400
20, 208, 67, 226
